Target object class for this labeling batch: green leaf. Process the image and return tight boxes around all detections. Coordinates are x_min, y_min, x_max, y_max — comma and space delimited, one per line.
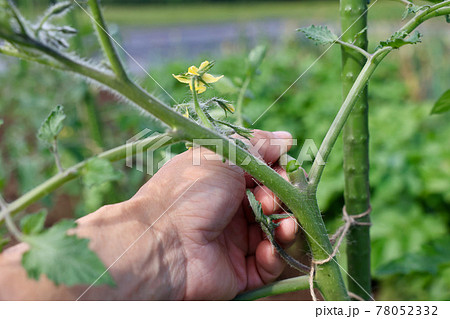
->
246, 190, 263, 217
247, 45, 267, 76
402, 4, 423, 20
297, 25, 338, 45
286, 160, 300, 173
378, 31, 422, 49
406, 30, 422, 43
377, 254, 436, 276
208, 97, 235, 114
56, 26, 77, 35
401, 6, 409, 20
0, 118, 3, 127
37, 105, 66, 146
376, 236, 450, 276
20, 210, 47, 235
82, 157, 122, 188
22, 220, 115, 287
430, 89, 450, 115
43, 1, 73, 20
214, 119, 253, 139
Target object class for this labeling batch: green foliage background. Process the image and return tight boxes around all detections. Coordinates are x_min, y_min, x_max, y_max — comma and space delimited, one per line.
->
0, 0, 449, 300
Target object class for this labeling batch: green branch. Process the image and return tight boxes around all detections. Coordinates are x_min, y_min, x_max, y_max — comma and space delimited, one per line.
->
0, 45, 67, 70
0, 195, 22, 241
235, 76, 251, 126
87, 0, 129, 81
3, 211, 22, 241
308, 0, 449, 189
308, 53, 387, 190
233, 275, 310, 301
0, 133, 181, 224
400, 0, 450, 33
401, 1, 450, 31
335, 39, 372, 59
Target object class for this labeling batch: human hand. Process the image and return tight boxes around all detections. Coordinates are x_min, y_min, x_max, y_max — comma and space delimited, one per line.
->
0, 130, 299, 300
130, 130, 298, 300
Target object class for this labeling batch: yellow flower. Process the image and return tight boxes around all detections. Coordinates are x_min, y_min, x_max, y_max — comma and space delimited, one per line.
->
173, 60, 223, 94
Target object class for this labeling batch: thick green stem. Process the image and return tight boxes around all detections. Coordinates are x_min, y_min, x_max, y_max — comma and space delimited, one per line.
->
305, 0, 449, 300
340, 0, 372, 300
0, 133, 180, 223
233, 275, 310, 301
87, 0, 129, 81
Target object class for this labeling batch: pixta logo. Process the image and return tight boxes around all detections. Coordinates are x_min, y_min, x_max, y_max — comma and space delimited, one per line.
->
126, 129, 174, 175
191, 137, 325, 167
126, 129, 325, 174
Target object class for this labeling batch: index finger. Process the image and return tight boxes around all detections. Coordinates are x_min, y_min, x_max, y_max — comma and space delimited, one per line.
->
240, 130, 293, 187
248, 130, 293, 165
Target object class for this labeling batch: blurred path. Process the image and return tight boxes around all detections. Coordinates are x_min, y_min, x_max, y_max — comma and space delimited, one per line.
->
117, 18, 448, 75
0, 18, 446, 74
119, 19, 290, 73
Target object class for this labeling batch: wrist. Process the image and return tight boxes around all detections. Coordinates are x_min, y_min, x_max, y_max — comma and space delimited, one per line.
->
75, 197, 186, 300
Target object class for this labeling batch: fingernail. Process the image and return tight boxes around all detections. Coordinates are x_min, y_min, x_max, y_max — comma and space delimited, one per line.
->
294, 220, 299, 234
273, 131, 292, 140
